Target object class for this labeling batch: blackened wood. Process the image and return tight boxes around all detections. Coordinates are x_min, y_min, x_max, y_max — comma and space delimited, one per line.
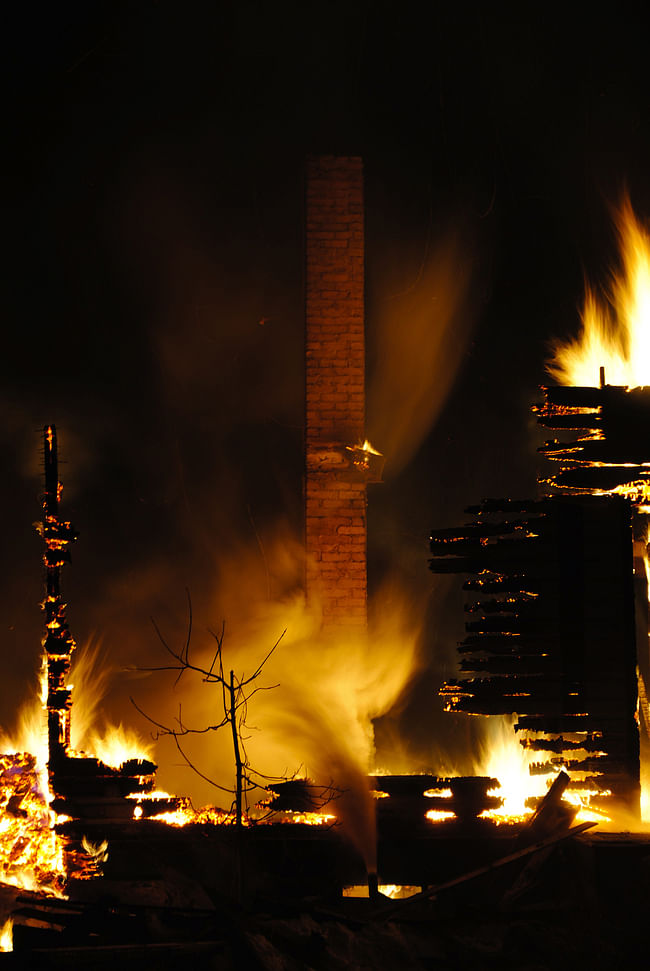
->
371, 821, 597, 920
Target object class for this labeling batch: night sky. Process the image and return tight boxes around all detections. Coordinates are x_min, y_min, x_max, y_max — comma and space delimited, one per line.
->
3, 3, 650, 790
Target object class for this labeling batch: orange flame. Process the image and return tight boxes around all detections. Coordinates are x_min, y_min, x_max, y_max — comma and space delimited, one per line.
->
0, 753, 66, 896
0, 919, 12, 953
548, 195, 650, 389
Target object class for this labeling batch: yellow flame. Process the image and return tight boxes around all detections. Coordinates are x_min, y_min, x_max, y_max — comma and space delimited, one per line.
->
548, 195, 650, 388
0, 919, 12, 953
83, 724, 153, 769
68, 640, 153, 767
476, 716, 547, 820
0, 753, 67, 896
342, 884, 420, 899
424, 809, 455, 822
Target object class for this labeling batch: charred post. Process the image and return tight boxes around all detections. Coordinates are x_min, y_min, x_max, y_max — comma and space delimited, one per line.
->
40, 425, 78, 771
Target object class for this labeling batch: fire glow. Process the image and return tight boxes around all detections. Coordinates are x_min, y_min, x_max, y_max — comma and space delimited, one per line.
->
548, 194, 650, 390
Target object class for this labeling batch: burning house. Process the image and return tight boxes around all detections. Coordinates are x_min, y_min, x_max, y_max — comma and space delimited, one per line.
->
431, 198, 650, 824
2, 159, 650, 964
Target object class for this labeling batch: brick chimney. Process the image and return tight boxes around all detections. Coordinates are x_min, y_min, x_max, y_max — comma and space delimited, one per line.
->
304, 156, 373, 632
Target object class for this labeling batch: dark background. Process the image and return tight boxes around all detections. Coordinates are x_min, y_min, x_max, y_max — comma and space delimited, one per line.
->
2, 2, 649, 783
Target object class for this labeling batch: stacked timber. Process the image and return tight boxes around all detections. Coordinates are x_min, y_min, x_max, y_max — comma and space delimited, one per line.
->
371, 775, 501, 825
430, 495, 641, 816
535, 383, 650, 503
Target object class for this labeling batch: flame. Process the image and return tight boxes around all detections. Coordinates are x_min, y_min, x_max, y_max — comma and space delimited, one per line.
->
0, 658, 68, 896
548, 195, 650, 388
0, 920, 12, 953
0, 644, 150, 897
68, 640, 152, 767
147, 580, 420, 871
424, 809, 455, 822
342, 884, 419, 899
346, 439, 382, 457
0, 753, 66, 896
476, 716, 547, 821
82, 724, 153, 769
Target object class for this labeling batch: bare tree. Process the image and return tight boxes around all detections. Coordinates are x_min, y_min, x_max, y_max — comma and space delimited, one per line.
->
132, 594, 287, 829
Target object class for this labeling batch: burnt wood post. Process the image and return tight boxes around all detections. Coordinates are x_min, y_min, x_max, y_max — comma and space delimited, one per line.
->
40, 424, 78, 773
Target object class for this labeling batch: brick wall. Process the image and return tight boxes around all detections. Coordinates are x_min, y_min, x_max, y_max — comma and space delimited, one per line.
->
305, 156, 367, 630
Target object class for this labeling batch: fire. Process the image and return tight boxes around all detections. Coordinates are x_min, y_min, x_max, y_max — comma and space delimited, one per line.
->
424, 809, 455, 822
82, 724, 153, 770
127, 793, 336, 828
68, 639, 153, 767
358, 439, 382, 456
0, 919, 12, 953
342, 884, 419, 899
0, 753, 66, 896
267, 811, 337, 826
0, 643, 154, 898
476, 717, 546, 822
345, 438, 384, 474
548, 195, 650, 389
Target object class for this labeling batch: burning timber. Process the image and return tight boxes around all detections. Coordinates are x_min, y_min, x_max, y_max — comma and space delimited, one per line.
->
430, 368, 650, 820
535, 381, 650, 505
431, 495, 641, 816
37, 427, 176, 831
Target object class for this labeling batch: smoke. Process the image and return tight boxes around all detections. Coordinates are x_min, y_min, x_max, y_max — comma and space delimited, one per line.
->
134, 569, 422, 869
367, 229, 480, 476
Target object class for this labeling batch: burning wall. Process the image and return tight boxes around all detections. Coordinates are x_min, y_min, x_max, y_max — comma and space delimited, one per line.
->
431, 495, 641, 816
429, 195, 650, 822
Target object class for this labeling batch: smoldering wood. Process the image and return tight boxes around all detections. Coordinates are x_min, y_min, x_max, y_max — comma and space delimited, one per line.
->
535, 412, 602, 429
543, 466, 650, 492
465, 596, 539, 614
430, 518, 543, 542
464, 498, 545, 515
521, 735, 606, 753
537, 384, 650, 496
459, 634, 555, 653
459, 655, 558, 676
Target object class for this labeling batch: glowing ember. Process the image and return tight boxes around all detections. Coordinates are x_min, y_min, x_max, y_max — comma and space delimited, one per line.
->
0, 753, 66, 896
424, 809, 455, 822
342, 884, 419, 899
270, 811, 337, 826
548, 195, 650, 389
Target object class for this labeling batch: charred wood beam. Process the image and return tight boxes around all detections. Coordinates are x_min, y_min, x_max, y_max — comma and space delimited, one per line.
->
458, 655, 558, 676
542, 466, 650, 492
465, 596, 539, 614
430, 518, 544, 542
520, 735, 606, 754
463, 575, 540, 594
464, 498, 547, 515
458, 634, 550, 655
